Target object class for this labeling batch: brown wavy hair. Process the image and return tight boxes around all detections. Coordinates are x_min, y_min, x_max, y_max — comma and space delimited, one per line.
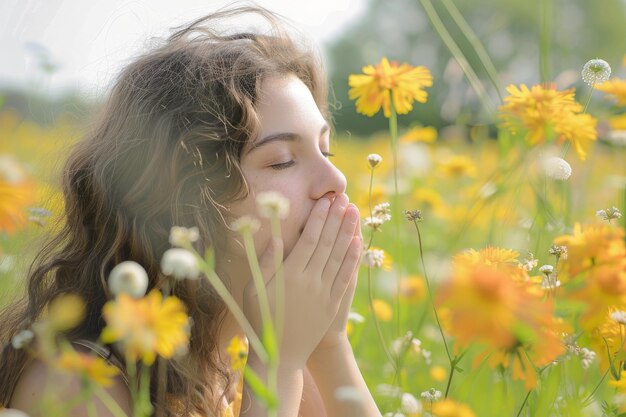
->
0, 5, 329, 416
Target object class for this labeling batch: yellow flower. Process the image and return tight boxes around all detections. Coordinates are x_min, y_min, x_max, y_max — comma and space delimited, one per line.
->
348, 57, 433, 118
45, 293, 86, 332
430, 365, 447, 382
596, 78, 626, 106
226, 336, 248, 371
372, 299, 393, 322
610, 371, 626, 390
431, 399, 476, 417
399, 275, 427, 303
400, 126, 437, 143
499, 84, 597, 159
437, 155, 477, 178
609, 114, 626, 130
55, 348, 120, 387
101, 290, 190, 365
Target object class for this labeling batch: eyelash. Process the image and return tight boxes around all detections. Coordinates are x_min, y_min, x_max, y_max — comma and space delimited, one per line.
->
270, 152, 335, 171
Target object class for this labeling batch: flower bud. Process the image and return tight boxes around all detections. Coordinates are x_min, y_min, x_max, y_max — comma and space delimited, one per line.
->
582, 58, 611, 86
367, 153, 382, 168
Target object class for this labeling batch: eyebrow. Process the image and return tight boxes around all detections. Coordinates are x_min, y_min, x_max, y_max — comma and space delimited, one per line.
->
248, 123, 330, 153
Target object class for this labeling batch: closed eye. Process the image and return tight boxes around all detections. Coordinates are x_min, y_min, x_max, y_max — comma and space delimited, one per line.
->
270, 160, 295, 170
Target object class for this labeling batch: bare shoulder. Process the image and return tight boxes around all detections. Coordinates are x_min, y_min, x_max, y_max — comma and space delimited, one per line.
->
9, 354, 132, 417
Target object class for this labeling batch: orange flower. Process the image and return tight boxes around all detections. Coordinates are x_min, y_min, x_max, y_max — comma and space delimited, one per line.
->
348, 57, 433, 118
431, 399, 476, 417
0, 155, 35, 234
371, 299, 393, 322
101, 290, 190, 365
399, 275, 427, 303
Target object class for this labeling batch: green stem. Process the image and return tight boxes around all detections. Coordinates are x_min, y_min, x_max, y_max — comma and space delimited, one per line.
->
412, 220, 452, 362
366, 267, 396, 368
195, 252, 268, 363
389, 96, 403, 340
539, 0, 552, 83
515, 389, 532, 417
241, 230, 276, 361
583, 335, 626, 406
440, 0, 503, 101
270, 216, 284, 356
418, 0, 497, 117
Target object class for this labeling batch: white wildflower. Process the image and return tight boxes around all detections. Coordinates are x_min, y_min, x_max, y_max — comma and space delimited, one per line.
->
401, 393, 422, 414
362, 249, 384, 268
230, 215, 261, 234
372, 202, 392, 222
543, 157, 572, 181
611, 310, 626, 325
169, 226, 199, 247
520, 253, 538, 271
363, 216, 384, 231
549, 245, 568, 260
108, 261, 149, 298
539, 265, 554, 275
420, 388, 442, 402
582, 59, 611, 86
256, 191, 290, 219
421, 349, 432, 364
596, 206, 622, 221
11, 329, 34, 349
367, 153, 382, 168
579, 347, 596, 369
161, 248, 200, 280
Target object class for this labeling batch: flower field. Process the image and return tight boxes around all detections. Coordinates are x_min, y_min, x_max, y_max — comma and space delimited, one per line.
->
3, 4, 626, 417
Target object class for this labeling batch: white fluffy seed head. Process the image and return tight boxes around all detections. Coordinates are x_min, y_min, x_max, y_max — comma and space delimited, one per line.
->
169, 226, 200, 247
161, 248, 200, 281
256, 191, 290, 219
582, 59, 611, 86
543, 157, 572, 180
108, 261, 149, 298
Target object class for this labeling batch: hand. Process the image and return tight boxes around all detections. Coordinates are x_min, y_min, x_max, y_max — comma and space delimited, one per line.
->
313, 203, 362, 352
243, 194, 362, 368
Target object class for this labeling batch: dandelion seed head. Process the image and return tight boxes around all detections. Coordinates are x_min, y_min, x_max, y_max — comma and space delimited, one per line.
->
543, 157, 572, 180
367, 153, 383, 168
108, 261, 149, 298
256, 191, 290, 219
161, 248, 200, 280
230, 215, 261, 234
582, 59, 611, 86
169, 226, 199, 247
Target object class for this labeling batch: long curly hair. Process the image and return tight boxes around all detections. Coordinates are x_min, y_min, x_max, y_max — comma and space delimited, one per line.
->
0, 5, 329, 416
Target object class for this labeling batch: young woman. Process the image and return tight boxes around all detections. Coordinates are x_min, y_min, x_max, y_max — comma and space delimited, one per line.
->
1, 5, 382, 417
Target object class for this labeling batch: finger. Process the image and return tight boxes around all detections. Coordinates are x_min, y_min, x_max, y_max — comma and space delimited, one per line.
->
321, 204, 359, 287
306, 194, 349, 274
286, 197, 331, 270
330, 235, 362, 304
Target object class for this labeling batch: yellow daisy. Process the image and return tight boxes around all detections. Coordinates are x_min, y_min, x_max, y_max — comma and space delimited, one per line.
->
348, 57, 433, 118
596, 78, 626, 106
101, 290, 190, 365
55, 348, 120, 387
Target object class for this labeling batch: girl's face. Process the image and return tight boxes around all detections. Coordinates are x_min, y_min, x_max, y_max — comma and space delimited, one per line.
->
227, 73, 347, 259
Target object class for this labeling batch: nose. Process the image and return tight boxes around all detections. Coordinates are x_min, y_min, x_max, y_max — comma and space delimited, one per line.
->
311, 157, 347, 201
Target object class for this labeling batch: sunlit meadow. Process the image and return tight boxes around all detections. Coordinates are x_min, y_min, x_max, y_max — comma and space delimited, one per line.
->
2, 3, 626, 417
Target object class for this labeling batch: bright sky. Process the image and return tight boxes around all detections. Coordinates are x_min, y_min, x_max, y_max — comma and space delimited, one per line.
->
0, 0, 367, 98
